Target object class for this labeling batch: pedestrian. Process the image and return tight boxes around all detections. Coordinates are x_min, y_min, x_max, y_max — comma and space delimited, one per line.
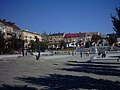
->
72, 51, 74, 56
101, 50, 106, 58
98, 51, 101, 57
87, 50, 90, 56
25, 49, 27, 56
80, 51, 82, 58
86, 51, 88, 56
68, 51, 70, 55
75, 51, 76, 55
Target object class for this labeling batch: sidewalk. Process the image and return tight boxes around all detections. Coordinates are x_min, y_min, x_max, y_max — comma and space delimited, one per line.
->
0, 54, 22, 60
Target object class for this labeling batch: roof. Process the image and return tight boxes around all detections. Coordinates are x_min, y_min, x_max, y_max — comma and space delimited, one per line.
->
22, 30, 41, 36
64, 33, 85, 38
48, 33, 64, 36
0, 19, 21, 30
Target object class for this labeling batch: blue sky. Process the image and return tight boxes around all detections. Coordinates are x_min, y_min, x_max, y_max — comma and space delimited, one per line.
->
0, 0, 119, 34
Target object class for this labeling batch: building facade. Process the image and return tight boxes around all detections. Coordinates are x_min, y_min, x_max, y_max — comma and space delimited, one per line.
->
64, 33, 85, 47
47, 33, 65, 49
21, 30, 42, 48
85, 32, 99, 42
0, 20, 6, 36
0, 19, 21, 39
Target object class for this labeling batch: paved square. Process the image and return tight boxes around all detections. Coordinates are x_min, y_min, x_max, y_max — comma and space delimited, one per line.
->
0, 53, 120, 90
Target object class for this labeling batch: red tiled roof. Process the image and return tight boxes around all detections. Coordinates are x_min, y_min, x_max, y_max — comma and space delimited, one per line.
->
64, 33, 78, 38
64, 33, 85, 38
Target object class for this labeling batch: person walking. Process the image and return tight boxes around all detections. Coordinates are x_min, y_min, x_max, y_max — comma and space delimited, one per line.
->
98, 51, 101, 58
72, 51, 74, 56
101, 50, 106, 58
80, 51, 82, 58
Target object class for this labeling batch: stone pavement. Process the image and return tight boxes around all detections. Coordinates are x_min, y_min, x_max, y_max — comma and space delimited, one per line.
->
0, 52, 119, 90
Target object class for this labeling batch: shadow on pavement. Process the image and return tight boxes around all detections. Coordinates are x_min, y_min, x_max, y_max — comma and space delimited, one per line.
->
65, 62, 120, 68
15, 74, 120, 90
0, 84, 37, 90
85, 61, 120, 65
62, 62, 120, 76
109, 55, 120, 58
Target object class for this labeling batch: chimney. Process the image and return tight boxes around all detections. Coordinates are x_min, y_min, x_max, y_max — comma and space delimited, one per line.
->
8, 21, 11, 24
11, 22, 15, 25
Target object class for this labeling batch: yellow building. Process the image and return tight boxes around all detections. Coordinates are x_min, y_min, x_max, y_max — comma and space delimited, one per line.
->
48, 33, 64, 44
21, 30, 42, 47
47, 33, 65, 49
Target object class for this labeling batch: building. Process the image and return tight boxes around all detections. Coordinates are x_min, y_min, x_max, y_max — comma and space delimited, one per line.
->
21, 30, 42, 48
64, 33, 85, 47
0, 19, 21, 39
47, 33, 65, 49
0, 19, 43, 51
0, 20, 5, 32
85, 32, 99, 42
0, 20, 6, 37
12, 23, 21, 39
100, 34, 109, 46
